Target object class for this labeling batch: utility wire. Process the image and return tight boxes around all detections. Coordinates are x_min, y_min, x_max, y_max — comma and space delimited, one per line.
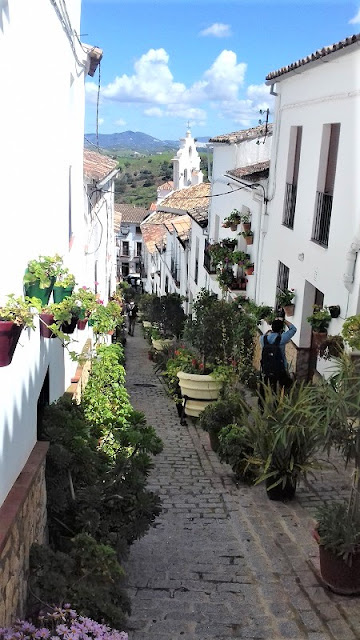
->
96, 60, 101, 150
49, 0, 86, 69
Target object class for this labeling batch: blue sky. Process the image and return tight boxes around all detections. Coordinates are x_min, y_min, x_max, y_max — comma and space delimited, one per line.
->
81, 0, 360, 140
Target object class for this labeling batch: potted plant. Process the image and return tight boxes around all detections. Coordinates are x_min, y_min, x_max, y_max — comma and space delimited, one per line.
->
277, 289, 296, 316
329, 305, 341, 319
199, 394, 243, 453
222, 237, 237, 251
307, 306, 332, 347
223, 209, 242, 231
342, 314, 360, 351
241, 229, 254, 246
0, 295, 39, 366
233, 250, 250, 266
217, 268, 235, 291
313, 356, 360, 594
246, 383, 326, 500
241, 213, 252, 232
23, 254, 63, 304
38, 305, 56, 338
53, 268, 76, 303
244, 261, 254, 276
73, 287, 98, 329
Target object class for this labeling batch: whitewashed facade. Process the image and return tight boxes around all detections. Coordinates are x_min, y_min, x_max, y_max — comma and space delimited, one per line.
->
259, 34, 360, 378
172, 129, 204, 190
114, 204, 148, 281
0, 0, 103, 507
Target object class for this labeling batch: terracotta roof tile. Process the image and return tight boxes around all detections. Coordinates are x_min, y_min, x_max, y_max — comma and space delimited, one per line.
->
114, 203, 148, 227
227, 161, 270, 182
158, 183, 210, 214
141, 212, 175, 254
83, 150, 118, 182
266, 33, 360, 81
158, 181, 174, 191
164, 215, 191, 242
209, 124, 273, 145
149, 202, 157, 211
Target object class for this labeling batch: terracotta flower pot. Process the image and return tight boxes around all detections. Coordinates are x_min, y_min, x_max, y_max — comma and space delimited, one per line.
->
39, 313, 56, 338
0, 321, 22, 366
318, 545, 360, 595
245, 266, 254, 276
243, 222, 251, 232
283, 304, 295, 317
230, 223, 238, 231
77, 318, 88, 330
244, 235, 253, 246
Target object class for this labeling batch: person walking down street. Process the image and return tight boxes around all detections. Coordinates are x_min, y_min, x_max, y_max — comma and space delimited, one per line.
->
260, 316, 297, 392
126, 299, 138, 336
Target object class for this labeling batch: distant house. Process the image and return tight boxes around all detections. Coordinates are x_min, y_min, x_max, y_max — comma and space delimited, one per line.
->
259, 33, 360, 380
114, 203, 149, 280
0, 0, 106, 625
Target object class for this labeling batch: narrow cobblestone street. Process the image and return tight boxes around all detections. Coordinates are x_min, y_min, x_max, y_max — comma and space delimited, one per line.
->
124, 328, 360, 640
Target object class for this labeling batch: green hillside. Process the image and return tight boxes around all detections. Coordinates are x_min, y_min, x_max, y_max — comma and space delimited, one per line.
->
114, 152, 211, 208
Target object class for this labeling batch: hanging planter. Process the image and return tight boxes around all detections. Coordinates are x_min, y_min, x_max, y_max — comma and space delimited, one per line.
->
244, 264, 254, 276
24, 277, 55, 305
243, 231, 254, 246
23, 255, 63, 305
283, 304, 295, 317
39, 313, 56, 338
329, 305, 341, 319
53, 286, 74, 303
61, 316, 78, 334
0, 322, 22, 367
77, 318, 88, 330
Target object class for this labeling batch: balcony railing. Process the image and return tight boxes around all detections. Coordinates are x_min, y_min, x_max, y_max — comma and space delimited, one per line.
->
203, 247, 216, 274
283, 182, 297, 229
312, 191, 333, 247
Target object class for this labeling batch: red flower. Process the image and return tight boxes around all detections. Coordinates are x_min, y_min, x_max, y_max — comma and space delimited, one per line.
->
175, 350, 180, 356
199, 363, 204, 370
191, 359, 198, 367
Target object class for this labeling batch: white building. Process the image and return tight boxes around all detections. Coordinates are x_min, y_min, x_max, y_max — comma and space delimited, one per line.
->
114, 203, 148, 280
259, 33, 360, 379
0, 0, 107, 623
172, 128, 204, 191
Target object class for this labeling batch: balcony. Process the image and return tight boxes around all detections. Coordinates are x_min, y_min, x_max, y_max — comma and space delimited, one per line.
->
283, 182, 297, 229
312, 191, 333, 247
203, 244, 216, 274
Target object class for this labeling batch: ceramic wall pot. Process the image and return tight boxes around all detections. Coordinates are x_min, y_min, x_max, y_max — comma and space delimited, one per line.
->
53, 286, 74, 303
329, 305, 340, 319
24, 276, 55, 305
318, 545, 360, 595
77, 318, 88, 330
39, 313, 56, 338
244, 235, 253, 245
0, 321, 22, 366
283, 304, 295, 317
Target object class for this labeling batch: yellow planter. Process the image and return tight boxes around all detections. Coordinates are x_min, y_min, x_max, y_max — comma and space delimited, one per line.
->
152, 338, 173, 351
142, 321, 152, 329
177, 371, 222, 417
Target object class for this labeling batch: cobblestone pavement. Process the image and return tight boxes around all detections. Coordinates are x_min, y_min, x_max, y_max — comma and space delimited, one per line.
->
124, 328, 360, 640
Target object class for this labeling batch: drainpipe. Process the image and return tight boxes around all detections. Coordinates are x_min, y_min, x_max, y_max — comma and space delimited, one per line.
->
343, 225, 360, 291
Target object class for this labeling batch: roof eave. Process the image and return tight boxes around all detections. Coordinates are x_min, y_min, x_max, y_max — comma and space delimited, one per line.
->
96, 167, 119, 189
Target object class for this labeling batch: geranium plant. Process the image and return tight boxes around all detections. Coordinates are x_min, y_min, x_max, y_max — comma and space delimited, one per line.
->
277, 288, 295, 307
0, 294, 41, 329
24, 254, 63, 288
53, 267, 76, 289
307, 305, 332, 333
342, 314, 360, 350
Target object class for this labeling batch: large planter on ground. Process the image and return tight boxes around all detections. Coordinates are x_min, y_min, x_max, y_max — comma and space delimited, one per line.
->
319, 544, 360, 595
39, 313, 56, 338
0, 322, 22, 367
177, 371, 223, 418
152, 338, 173, 351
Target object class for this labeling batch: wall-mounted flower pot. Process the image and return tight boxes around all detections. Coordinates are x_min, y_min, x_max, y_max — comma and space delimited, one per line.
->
230, 223, 238, 232
61, 316, 78, 334
329, 305, 340, 319
244, 235, 253, 246
223, 241, 237, 250
312, 331, 328, 349
245, 265, 254, 276
243, 222, 251, 232
77, 318, 88, 330
53, 286, 74, 303
24, 276, 55, 305
318, 545, 360, 595
283, 304, 295, 317
39, 313, 56, 338
0, 321, 22, 367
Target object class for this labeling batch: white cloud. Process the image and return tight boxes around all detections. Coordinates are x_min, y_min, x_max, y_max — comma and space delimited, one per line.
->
114, 118, 126, 126
144, 107, 164, 117
349, 7, 360, 23
98, 118, 104, 125
199, 23, 232, 38
144, 105, 206, 125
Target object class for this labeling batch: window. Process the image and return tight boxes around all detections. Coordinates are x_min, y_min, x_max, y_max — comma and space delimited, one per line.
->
276, 261, 289, 307
122, 241, 129, 256
312, 123, 340, 247
122, 263, 129, 277
203, 239, 216, 274
194, 237, 199, 284
165, 276, 169, 293
283, 127, 302, 229
136, 226, 141, 234
136, 242, 142, 257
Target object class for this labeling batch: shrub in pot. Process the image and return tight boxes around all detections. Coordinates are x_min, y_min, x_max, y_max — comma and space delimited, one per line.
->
342, 314, 360, 351
245, 382, 326, 500
313, 356, 360, 593
223, 208, 242, 231
53, 268, 76, 302
0, 295, 40, 366
199, 395, 242, 452
218, 423, 258, 483
23, 254, 63, 304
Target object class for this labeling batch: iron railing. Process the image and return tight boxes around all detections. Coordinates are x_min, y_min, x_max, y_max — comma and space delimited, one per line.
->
203, 242, 216, 274
283, 182, 297, 228
312, 191, 333, 247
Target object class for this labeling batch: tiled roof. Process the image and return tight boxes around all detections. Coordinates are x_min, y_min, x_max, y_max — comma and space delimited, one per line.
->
158, 181, 174, 191
188, 208, 208, 227
209, 124, 273, 145
83, 150, 118, 182
149, 202, 157, 211
158, 182, 211, 215
226, 161, 270, 183
164, 215, 191, 243
266, 33, 360, 81
141, 212, 175, 254
114, 203, 148, 228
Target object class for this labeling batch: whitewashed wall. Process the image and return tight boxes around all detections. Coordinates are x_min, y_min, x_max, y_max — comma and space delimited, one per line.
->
0, 0, 91, 507
259, 46, 360, 354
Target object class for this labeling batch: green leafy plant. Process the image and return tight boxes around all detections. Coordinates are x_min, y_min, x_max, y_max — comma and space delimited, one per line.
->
222, 209, 242, 228
277, 288, 295, 307
23, 254, 63, 288
342, 314, 360, 350
307, 306, 332, 333
318, 334, 344, 360
0, 294, 41, 328
315, 502, 360, 566
199, 395, 243, 451
53, 267, 76, 289
241, 229, 254, 238
218, 423, 258, 482
72, 287, 99, 317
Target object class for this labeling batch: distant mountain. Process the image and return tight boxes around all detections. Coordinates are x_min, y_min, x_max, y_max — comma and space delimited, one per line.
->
84, 131, 178, 153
